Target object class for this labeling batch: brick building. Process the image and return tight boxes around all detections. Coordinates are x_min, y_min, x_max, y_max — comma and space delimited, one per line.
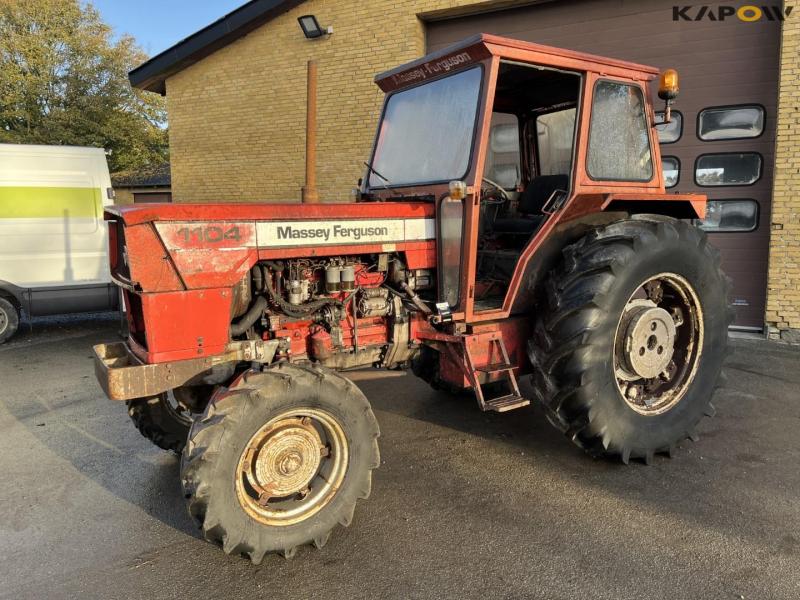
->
129, 0, 799, 339
111, 162, 172, 204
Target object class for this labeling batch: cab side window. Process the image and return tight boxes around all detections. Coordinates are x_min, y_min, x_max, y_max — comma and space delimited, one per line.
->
537, 108, 577, 176
587, 81, 653, 182
485, 112, 521, 189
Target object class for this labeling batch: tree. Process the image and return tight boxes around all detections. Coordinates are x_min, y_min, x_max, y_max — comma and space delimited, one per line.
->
0, 0, 168, 172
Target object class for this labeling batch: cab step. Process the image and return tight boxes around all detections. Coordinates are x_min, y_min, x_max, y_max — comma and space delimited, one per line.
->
461, 334, 530, 413
483, 393, 530, 412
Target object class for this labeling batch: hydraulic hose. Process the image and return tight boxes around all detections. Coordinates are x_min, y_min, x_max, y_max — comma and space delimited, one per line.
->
230, 295, 268, 336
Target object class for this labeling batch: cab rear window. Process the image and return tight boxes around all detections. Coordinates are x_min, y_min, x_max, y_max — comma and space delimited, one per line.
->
587, 81, 653, 182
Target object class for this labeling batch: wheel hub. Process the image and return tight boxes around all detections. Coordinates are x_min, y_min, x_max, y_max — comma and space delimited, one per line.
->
251, 419, 323, 497
236, 408, 348, 526
613, 273, 704, 416
621, 304, 676, 379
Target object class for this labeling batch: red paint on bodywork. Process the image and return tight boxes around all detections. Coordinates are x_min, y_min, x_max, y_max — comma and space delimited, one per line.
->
130, 289, 233, 363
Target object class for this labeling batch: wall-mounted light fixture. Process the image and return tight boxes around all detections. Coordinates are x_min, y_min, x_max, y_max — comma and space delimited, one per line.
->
298, 15, 333, 39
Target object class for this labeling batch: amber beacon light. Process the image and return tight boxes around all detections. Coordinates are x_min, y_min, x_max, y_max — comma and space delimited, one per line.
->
657, 68, 679, 123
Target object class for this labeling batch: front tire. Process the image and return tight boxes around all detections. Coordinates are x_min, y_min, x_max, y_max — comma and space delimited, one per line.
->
127, 386, 213, 454
181, 362, 380, 563
529, 216, 731, 464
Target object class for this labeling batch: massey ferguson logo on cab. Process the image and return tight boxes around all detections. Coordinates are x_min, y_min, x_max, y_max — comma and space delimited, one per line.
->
673, 5, 793, 21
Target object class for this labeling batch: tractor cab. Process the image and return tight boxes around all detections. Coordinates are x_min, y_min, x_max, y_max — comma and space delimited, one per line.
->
364, 34, 690, 321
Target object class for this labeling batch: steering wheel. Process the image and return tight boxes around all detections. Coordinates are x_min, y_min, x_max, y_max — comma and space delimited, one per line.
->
481, 177, 510, 205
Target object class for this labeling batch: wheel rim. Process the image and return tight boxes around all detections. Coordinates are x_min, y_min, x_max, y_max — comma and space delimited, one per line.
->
0, 308, 7, 335
235, 408, 348, 526
613, 273, 703, 415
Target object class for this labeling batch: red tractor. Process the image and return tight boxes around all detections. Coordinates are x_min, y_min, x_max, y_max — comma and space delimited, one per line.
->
95, 34, 730, 563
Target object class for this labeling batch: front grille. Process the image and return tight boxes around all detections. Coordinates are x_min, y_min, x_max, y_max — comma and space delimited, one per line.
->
124, 290, 147, 350
109, 221, 132, 282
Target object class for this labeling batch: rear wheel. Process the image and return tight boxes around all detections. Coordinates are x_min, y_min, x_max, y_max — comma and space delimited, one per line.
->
181, 362, 380, 563
528, 216, 731, 463
0, 297, 20, 344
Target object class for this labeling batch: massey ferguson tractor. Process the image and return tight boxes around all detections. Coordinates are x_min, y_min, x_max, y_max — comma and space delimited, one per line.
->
94, 34, 730, 563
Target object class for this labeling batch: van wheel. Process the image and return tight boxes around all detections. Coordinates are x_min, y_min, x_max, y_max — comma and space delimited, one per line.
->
181, 362, 380, 564
528, 216, 731, 464
0, 297, 20, 344
127, 386, 212, 454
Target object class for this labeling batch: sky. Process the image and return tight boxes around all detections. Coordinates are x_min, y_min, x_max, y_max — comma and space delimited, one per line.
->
89, 0, 246, 57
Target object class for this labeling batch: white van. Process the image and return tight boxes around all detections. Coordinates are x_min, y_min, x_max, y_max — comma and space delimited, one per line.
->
0, 144, 118, 343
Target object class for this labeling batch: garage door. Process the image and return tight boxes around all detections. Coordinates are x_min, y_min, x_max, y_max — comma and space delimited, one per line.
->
427, 0, 780, 329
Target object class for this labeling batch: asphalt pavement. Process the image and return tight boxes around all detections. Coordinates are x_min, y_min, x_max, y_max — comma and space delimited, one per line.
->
0, 315, 798, 599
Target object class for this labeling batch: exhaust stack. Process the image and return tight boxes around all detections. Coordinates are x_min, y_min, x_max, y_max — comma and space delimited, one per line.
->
301, 60, 319, 203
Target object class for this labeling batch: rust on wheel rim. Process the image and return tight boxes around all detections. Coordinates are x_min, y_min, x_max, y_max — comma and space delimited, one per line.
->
614, 273, 703, 415
235, 408, 348, 526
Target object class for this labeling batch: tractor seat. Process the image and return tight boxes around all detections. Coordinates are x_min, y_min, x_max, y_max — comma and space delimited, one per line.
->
493, 174, 569, 235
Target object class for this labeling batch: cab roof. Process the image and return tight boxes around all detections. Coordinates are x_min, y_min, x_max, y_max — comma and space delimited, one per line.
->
375, 33, 660, 92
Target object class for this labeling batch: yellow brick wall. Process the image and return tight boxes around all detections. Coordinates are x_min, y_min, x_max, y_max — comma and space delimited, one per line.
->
165, 0, 539, 204
766, 2, 800, 340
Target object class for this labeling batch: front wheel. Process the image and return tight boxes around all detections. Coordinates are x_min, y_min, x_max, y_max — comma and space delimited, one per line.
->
529, 216, 731, 464
0, 297, 20, 344
126, 385, 213, 453
181, 362, 380, 563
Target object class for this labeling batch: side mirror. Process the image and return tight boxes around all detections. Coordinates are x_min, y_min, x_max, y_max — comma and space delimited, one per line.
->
657, 69, 679, 124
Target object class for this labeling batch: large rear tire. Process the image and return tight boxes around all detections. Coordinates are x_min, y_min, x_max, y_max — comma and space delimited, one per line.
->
528, 216, 731, 464
181, 362, 380, 564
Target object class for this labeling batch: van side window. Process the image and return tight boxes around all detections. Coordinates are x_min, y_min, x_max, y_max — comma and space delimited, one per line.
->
587, 81, 653, 182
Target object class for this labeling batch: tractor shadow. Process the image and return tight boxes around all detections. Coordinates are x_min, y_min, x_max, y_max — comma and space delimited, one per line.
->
0, 321, 198, 539
344, 344, 798, 550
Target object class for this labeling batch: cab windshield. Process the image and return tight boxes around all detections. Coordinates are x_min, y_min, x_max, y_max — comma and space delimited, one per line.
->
369, 66, 482, 188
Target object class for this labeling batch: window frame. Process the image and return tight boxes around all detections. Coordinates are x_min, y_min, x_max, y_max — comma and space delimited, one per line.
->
654, 110, 684, 144
697, 104, 766, 142
661, 155, 681, 189
586, 79, 655, 183
693, 151, 763, 187
694, 198, 760, 233
366, 64, 486, 191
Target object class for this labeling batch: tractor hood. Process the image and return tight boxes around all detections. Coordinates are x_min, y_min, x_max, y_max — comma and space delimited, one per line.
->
105, 201, 434, 226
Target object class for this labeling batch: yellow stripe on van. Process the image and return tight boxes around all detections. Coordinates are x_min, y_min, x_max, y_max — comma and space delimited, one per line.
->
0, 186, 101, 219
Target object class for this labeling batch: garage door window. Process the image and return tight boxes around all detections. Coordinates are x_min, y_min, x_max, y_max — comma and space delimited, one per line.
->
655, 111, 683, 144
662, 156, 680, 188
695, 199, 759, 232
698, 105, 764, 141
695, 153, 762, 186
587, 81, 653, 182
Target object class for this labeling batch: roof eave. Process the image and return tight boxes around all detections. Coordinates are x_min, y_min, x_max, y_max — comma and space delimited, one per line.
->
129, 0, 306, 94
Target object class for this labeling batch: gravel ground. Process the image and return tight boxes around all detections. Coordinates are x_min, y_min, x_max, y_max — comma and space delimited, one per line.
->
0, 315, 798, 600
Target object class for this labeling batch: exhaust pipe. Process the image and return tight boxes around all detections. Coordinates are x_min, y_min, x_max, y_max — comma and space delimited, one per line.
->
301, 60, 319, 203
